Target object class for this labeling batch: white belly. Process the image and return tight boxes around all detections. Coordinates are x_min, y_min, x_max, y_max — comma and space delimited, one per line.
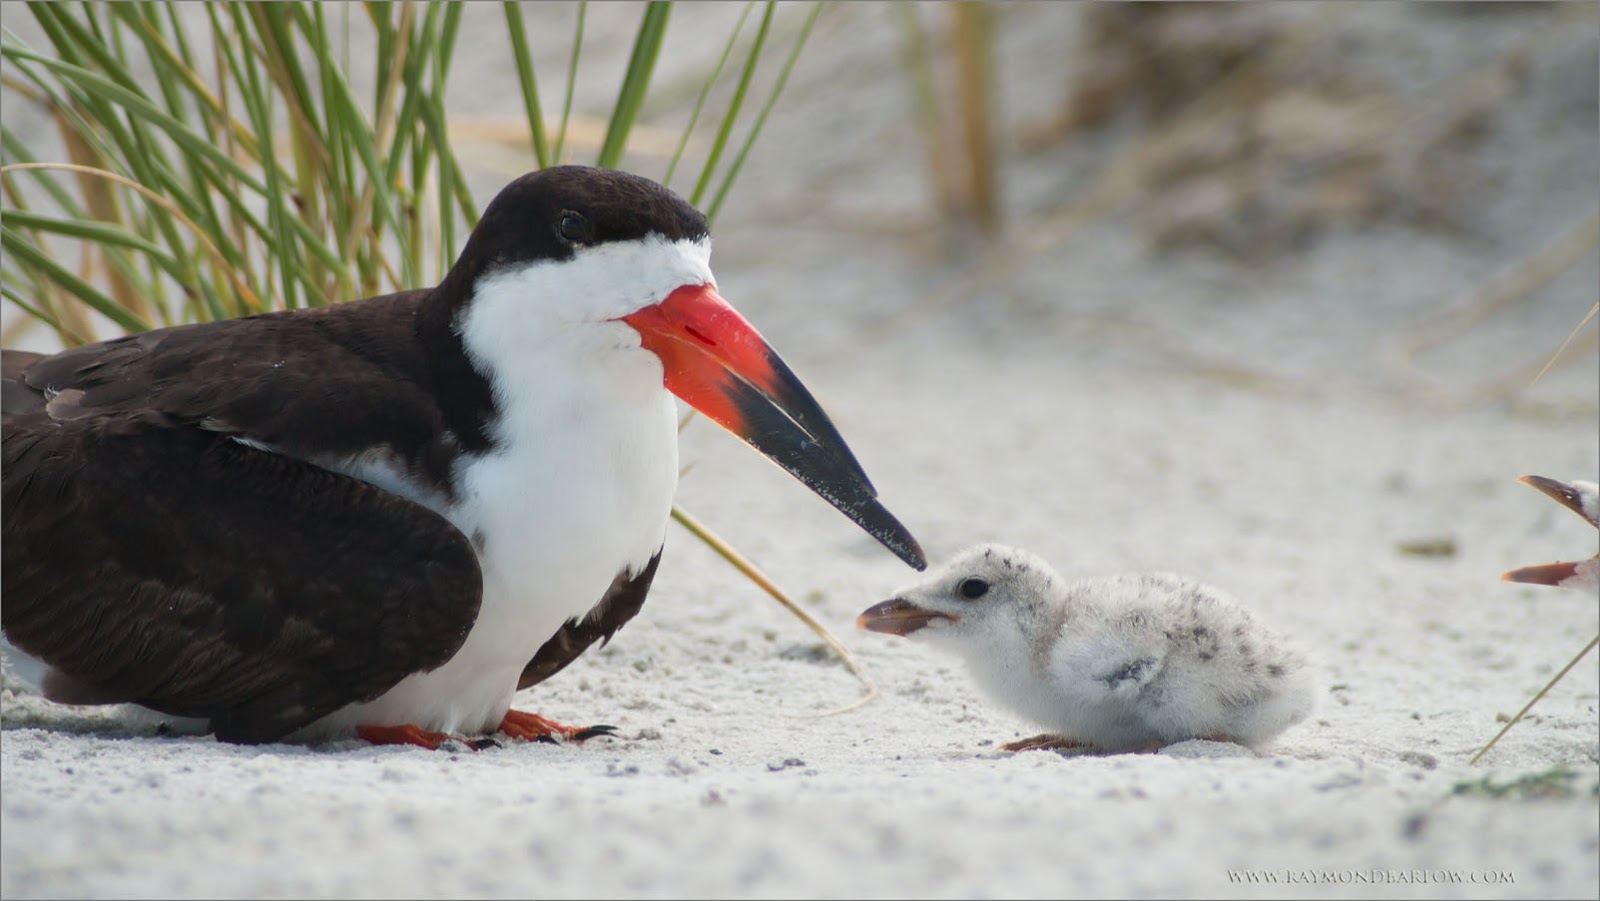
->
301, 383, 680, 739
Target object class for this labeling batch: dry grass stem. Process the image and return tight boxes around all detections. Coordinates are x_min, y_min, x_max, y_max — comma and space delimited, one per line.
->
1469, 634, 1600, 766
1384, 211, 1600, 404
1528, 302, 1599, 389
669, 504, 879, 718
949, 2, 997, 234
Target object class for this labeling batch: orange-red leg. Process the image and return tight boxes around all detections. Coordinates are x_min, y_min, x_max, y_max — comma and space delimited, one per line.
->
1000, 733, 1091, 753
497, 710, 616, 744
356, 723, 455, 750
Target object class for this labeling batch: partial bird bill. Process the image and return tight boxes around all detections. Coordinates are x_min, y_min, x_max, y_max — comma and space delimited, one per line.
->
855, 598, 955, 636
622, 284, 926, 570
1501, 475, 1599, 588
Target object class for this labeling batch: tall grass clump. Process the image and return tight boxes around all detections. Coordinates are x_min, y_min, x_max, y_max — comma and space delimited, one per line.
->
0, 0, 820, 342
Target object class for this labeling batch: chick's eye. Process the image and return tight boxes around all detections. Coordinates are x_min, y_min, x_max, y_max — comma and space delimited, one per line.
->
957, 578, 989, 600
558, 211, 589, 243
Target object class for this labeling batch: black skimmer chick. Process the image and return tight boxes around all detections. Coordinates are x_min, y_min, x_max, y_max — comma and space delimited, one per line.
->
2, 166, 925, 749
858, 544, 1316, 753
1501, 476, 1598, 595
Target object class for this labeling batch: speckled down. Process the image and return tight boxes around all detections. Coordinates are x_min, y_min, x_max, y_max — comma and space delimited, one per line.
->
874, 543, 1320, 751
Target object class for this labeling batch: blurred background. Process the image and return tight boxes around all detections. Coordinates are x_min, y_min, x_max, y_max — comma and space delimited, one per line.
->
3, 5, 1597, 897
4, 0, 1595, 751
4, 1, 1596, 414
3, 0, 1596, 716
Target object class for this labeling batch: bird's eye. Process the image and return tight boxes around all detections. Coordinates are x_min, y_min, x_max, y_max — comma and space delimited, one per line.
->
558, 211, 589, 244
957, 577, 989, 600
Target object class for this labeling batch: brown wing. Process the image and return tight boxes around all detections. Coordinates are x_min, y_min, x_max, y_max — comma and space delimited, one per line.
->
7, 291, 486, 493
2, 404, 482, 744
518, 551, 661, 690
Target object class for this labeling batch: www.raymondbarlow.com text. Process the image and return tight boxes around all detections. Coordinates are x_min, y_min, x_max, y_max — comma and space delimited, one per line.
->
1228, 870, 1514, 885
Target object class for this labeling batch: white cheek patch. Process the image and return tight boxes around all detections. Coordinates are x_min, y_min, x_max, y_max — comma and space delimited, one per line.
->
453, 235, 715, 444
460, 234, 713, 340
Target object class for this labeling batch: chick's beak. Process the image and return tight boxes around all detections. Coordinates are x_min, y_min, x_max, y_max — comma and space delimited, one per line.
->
1501, 475, 1599, 588
856, 598, 957, 637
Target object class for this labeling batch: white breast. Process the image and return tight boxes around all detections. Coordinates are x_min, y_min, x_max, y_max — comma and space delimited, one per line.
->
307, 395, 676, 739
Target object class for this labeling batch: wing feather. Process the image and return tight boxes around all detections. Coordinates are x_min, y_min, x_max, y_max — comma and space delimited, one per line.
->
2, 407, 482, 744
518, 551, 661, 690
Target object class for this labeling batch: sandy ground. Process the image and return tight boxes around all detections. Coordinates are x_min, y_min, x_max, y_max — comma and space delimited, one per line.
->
2, 3, 1598, 899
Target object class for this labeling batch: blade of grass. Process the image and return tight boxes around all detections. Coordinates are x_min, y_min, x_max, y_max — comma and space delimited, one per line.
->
246, 4, 330, 176
2, 45, 268, 191
54, 99, 152, 325
1470, 634, 1599, 765
895, 2, 957, 218
315, 43, 419, 289
598, 2, 671, 169
670, 503, 879, 717
1528, 302, 1599, 388
203, 3, 263, 314
2, 162, 263, 314
0, 166, 91, 344
432, 2, 467, 281
664, 2, 753, 189
503, 1, 550, 169
689, 2, 769, 206
112, 5, 243, 303
5, 209, 180, 271
552, 2, 586, 165
231, 11, 296, 311
1, 283, 82, 345
4, 203, 232, 327
950, 1, 998, 232
209, 8, 344, 305
414, 75, 478, 278
361, 1, 418, 295
5, 42, 190, 247
705, 1, 821, 223
1, 125, 87, 214
2, 225, 149, 333
28, 3, 142, 95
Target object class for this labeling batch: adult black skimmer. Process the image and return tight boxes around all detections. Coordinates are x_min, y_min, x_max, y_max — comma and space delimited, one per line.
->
1501, 475, 1599, 595
858, 544, 1316, 753
1, 165, 925, 748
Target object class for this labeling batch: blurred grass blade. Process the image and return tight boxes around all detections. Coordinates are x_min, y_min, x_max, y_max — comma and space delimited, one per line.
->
686, 2, 766, 204
895, 2, 957, 218
670, 504, 879, 715
503, 2, 550, 169
1470, 635, 1600, 765
1, 284, 77, 344
1, 225, 149, 334
950, 2, 998, 233
2, 45, 267, 190
598, 2, 671, 169
553, 2, 587, 165
706, 2, 822, 223
664, 1, 753, 189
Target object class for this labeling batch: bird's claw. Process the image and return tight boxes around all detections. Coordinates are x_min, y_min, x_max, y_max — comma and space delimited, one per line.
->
497, 710, 616, 744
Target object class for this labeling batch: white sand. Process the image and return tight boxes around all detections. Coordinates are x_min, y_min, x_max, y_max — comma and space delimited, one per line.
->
3, 4, 1597, 898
